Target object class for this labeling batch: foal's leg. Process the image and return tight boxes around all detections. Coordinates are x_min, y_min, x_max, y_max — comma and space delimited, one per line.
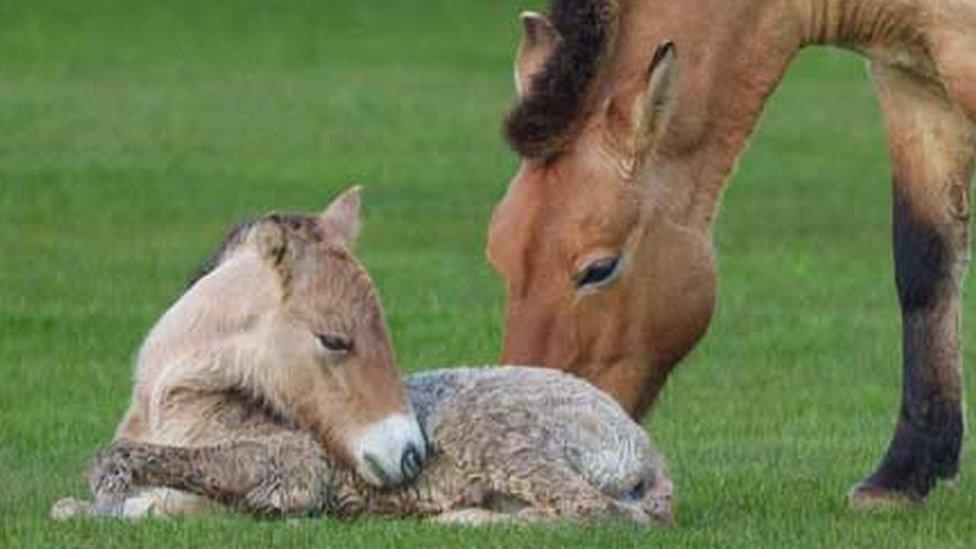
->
431, 467, 648, 526
852, 62, 975, 507
449, 439, 650, 523
88, 434, 332, 517
428, 509, 515, 526
427, 505, 645, 526
88, 390, 333, 518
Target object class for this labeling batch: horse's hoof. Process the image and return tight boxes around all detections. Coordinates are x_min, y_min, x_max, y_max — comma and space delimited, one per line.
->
941, 473, 962, 490
848, 482, 923, 511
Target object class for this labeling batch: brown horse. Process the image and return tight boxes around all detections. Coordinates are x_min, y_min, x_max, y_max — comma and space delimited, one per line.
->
487, 0, 976, 507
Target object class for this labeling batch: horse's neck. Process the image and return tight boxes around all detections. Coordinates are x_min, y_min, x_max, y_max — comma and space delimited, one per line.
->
792, 0, 930, 51
615, 0, 932, 231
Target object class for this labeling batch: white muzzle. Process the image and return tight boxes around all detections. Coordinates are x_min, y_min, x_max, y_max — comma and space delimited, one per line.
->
350, 413, 428, 488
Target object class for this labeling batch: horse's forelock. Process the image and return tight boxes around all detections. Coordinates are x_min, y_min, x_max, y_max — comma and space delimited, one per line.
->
504, 0, 617, 159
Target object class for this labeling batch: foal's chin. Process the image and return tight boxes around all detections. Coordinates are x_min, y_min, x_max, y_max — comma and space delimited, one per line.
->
346, 413, 428, 488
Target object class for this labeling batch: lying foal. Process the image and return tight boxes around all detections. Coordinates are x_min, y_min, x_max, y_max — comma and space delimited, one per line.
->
53, 187, 673, 525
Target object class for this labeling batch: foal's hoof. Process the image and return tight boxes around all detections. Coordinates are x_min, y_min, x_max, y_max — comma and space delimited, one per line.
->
430, 508, 503, 526
51, 497, 92, 520
848, 482, 923, 511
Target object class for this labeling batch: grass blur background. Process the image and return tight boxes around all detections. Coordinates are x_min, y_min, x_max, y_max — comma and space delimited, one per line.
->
1, 1, 974, 546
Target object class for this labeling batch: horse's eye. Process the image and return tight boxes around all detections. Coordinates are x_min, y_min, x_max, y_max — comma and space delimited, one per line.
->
317, 333, 352, 353
574, 256, 622, 289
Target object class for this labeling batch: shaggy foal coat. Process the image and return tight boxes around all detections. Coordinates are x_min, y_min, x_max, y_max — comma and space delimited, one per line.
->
52, 188, 672, 525
60, 367, 672, 525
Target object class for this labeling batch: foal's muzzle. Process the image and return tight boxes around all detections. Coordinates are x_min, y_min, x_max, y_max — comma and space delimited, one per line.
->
352, 413, 428, 488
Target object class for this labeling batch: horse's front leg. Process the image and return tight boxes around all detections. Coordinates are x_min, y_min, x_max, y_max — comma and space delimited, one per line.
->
852, 62, 975, 507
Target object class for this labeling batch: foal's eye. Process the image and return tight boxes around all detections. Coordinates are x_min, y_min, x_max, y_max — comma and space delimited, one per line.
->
317, 333, 352, 353
574, 256, 622, 289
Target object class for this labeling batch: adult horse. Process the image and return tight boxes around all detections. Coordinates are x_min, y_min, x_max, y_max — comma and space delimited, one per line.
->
487, 0, 976, 507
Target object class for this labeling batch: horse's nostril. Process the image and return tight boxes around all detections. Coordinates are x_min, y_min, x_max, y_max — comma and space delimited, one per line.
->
400, 444, 422, 481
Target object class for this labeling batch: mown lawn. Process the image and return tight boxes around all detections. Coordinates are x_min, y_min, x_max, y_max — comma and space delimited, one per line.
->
1, 1, 974, 547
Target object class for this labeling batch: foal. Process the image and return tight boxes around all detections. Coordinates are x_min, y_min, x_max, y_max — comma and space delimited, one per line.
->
82, 188, 427, 516
53, 188, 673, 525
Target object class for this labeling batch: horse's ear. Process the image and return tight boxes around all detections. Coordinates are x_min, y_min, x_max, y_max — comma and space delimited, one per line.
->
514, 11, 560, 97
319, 186, 361, 247
607, 41, 678, 155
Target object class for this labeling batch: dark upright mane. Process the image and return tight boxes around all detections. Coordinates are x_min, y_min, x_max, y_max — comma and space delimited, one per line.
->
186, 219, 256, 289
504, 0, 616, 159
186, 213, 325, 289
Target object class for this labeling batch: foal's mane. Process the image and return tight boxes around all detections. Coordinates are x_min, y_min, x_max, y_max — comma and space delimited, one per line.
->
186, 213, 325, 289
504, 0, 617, 159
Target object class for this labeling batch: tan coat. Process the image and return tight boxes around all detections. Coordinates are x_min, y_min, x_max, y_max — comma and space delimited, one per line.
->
489, 0, 976, 507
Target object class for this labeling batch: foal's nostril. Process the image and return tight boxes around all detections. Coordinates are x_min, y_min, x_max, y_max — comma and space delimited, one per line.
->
353, 414, 427, 487
362, 452, 391, 486
400, 444, 422, 481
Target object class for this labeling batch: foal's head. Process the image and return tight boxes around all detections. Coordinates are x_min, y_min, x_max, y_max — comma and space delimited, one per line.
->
191, 187, 426, 487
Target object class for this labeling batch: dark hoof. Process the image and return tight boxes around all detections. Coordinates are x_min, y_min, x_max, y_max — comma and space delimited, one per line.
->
942, 473, 962, 489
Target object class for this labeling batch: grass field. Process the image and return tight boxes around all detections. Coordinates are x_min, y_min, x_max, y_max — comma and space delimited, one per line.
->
2, 1, 975, 547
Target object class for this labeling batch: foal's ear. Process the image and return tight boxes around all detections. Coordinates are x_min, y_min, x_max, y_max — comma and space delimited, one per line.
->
608, 41, 679, 155
514, 11, 561, 97
318, 186, 362, 247
251, 219, 289, 266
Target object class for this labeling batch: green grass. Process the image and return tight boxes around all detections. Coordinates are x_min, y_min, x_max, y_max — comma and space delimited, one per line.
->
2, 1, 975, 547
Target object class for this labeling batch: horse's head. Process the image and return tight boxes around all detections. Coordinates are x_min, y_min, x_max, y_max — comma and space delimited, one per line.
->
190, 187, 426, 487
487, 10, 717, 416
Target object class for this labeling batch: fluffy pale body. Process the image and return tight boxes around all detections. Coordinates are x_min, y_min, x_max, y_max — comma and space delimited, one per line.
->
490, 0, 976, 505
57, 367, 672, 525
53, 190, 670, 525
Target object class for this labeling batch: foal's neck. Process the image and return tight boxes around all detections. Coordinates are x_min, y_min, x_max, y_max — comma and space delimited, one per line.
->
139, 251, 279, 367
